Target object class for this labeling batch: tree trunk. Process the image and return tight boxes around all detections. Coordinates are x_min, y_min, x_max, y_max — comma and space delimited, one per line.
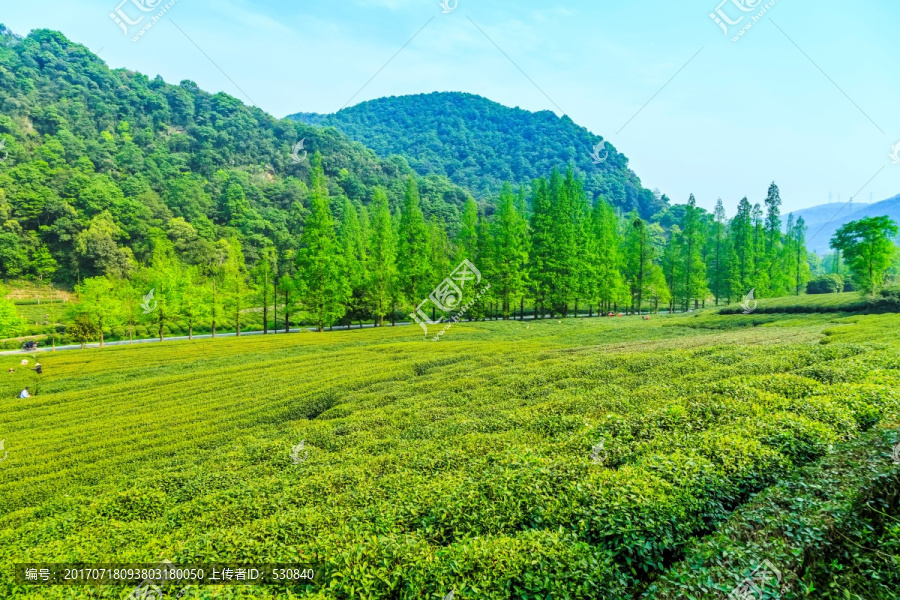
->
236, 291, 241, 337
212, 281, 217, 338
273, 279, 278, 333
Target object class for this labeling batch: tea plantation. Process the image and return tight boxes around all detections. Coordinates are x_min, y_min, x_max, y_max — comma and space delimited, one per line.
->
1, 312, 899, 599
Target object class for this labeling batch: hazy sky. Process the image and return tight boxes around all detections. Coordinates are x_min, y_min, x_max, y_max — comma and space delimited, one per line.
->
3, 0, 900, 215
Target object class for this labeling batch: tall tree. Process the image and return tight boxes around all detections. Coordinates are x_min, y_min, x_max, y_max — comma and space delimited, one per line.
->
528, 178, 554, 317
491, 183, 529, 318
252, 245, 276, 334
624, 214, 653, 314
338, 199, 366, 327
367, 188, 397, 327
680, 194, 708, 309
830, 217, 899, 293
710, 199, 728, 305
396, 176, 431, 307
591, 198, 624, 313
221, 238, 250, 336
764, 182, 782, 255
74, 276, 120, 347
296, 154, 348, 332
791, 215, 811, 295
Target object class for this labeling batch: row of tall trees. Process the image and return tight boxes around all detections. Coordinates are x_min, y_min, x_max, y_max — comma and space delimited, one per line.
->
71, 157, 827, 341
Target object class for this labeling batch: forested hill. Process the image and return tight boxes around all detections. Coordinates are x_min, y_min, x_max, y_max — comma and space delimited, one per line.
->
0, 26, 472, 284
289, 92, 666, 218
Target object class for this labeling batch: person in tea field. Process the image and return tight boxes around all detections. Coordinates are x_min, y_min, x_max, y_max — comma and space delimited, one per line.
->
19, 388, 31, 398
33, 362, 42, 375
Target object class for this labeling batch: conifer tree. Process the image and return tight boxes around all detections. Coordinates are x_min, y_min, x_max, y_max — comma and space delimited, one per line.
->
680, 194, 708, 309
791, 215, 811, 295
528, 178, 554, 317
548, 169, 577, 316
296, 153, 349, 332
396, 176, 431, 307
491, 183, 529, 318
338, 198, 366, 327
624, 213, 653, 314
591, 198, 624, 313
710, 199, 728, 305
367, 188, 397, 327
730, 197, 754, 298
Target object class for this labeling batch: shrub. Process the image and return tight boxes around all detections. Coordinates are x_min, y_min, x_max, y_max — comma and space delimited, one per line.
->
807, 274, 844, 294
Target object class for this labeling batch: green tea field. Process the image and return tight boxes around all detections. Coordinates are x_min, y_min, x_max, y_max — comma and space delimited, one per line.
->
2, 313, 900, 599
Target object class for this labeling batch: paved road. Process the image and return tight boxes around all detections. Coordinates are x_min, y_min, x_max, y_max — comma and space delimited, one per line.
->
3, 311, 686, 356
1, 322, 412, 355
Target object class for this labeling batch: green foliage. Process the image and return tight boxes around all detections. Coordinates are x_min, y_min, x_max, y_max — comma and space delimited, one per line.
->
645, 427, 900, 600
0, 28, 470, 287
0, 296, 25, 337
830, 216, 899, 293
291, 92, 665, 217
807, 273, 844, 294
65, 312, 100, 348
3, 312, 900, 597
295, 155, 348, 331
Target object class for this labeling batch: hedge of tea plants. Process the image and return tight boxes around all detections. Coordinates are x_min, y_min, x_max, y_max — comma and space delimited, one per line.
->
1, 313, 899, 599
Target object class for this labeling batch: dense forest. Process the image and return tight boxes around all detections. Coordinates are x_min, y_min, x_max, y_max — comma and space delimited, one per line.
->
290, 92, 666, 218
0, 26, 473, 286
2, 26, 895, 345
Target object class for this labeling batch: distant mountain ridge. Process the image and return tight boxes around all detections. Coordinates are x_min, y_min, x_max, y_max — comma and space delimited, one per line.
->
289, 92, 666, 218
787, 195, 900, 254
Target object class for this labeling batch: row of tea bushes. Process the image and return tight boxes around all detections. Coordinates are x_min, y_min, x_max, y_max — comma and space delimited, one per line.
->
643, 425, 900, 600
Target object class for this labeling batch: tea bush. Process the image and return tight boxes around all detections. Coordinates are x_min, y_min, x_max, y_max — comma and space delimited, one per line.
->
1, 312, 899, 598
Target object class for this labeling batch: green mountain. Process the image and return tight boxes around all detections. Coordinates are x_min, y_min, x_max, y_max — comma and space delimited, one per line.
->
290, 92, 666, 218
0, 26, 471, 284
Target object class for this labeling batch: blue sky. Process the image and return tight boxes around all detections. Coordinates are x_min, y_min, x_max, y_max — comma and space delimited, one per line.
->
3, 0, 900, 217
